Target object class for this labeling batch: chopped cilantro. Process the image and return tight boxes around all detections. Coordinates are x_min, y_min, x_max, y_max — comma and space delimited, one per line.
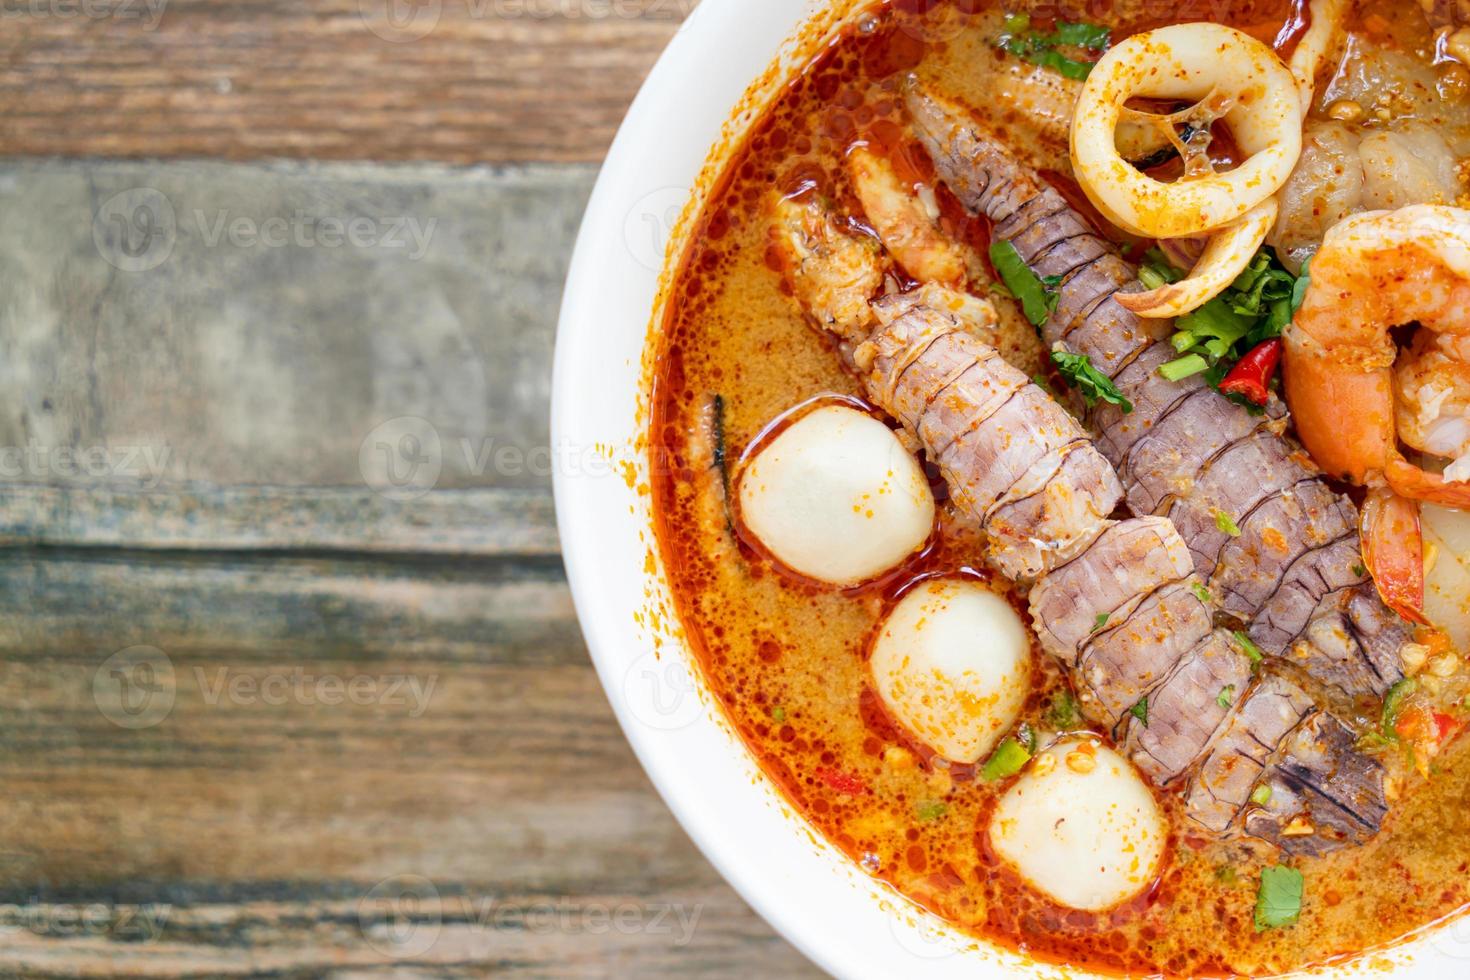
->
990, 240, 1059, 327
1215, 509, 1242, 537
1052, 351, 1133, 413
916, 799, 948, 822
1352, 563, 1368, 578
1234, 630, 1265, 667
1217, 685, 1236, 709
982, 736, 1033, 781
995, 14, 1111, 81
1091, 612, 1110, 633
1191, 581, 1213, 605
1047, 691, 1081, 729
1255, 866, 1304, 932
1149, 247, 1306, 400
1129, 697, 1149, 728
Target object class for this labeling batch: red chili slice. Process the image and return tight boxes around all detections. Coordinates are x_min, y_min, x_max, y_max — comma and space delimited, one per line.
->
816, 767, 868, 796
1218, 338, 1284, 407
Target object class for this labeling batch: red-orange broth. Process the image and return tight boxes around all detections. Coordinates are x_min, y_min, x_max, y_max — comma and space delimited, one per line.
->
649, 1, 1470, 974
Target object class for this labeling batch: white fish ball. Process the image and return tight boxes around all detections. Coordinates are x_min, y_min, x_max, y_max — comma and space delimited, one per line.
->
989, 738, 1167, 911
869, 579, 1031, 764
736, 404, 934, 586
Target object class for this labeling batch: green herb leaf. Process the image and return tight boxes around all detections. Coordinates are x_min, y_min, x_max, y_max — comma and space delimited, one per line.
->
1215, 509, 1242, 537
982, 736, 1033, 781
1217, 685, 1236, 709
1052, 20, 1112, 49
1150, 247, 1307, 395
916, 799, 948, 822
996, 15, 1110, 81
1191, 582, 1213, 605
1233, 630, 1265, 667
1091, 611, 1111, 633
1047, 691, 1081, 729
770, 705, 787, 724
1129, 697, 1149, 728
990, 241, 1058, 327
1052, 351, 1134, 413
1255, 866, 1304, 932
1352, 563, 1368, 578
1382, 678, 1419, 739
1290, 255, 1313, 315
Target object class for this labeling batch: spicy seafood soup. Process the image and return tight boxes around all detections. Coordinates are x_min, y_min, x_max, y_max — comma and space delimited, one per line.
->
649, 0, 1470, 974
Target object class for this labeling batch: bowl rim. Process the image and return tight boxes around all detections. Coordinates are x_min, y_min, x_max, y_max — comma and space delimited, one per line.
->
550, 2, 1468, 976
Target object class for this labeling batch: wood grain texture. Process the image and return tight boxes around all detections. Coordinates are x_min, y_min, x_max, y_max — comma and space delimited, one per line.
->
0, 0, 694, 164
0, 160, 822, 976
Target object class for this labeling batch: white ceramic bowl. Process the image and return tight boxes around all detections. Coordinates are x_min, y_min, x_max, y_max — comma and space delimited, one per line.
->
550, 2, 1470, 975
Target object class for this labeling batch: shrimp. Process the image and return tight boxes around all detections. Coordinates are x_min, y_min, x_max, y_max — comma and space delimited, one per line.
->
1284, 204, 1470, 620
1397, 330, 1470, 483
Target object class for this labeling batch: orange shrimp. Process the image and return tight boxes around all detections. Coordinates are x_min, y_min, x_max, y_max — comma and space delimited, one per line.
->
1284, 205, 1470, 622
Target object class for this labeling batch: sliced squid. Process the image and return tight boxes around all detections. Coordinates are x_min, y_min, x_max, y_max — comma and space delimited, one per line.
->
1070, 23, 1302, 241
868, 578, 1030, 765
734, 403, 934, 586
1117, 199, 1279, 318
988, 738, 1167, 911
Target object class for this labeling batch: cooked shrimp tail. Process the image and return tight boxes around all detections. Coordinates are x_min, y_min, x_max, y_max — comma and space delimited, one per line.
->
1361, 488, 1431, 625
1387, 456, 1470, 508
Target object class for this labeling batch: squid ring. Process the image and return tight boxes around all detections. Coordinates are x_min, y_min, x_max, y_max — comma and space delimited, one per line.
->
1070, 23, 1303, 241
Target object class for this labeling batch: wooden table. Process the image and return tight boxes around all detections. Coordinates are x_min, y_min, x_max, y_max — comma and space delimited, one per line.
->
0, 3, 820, 975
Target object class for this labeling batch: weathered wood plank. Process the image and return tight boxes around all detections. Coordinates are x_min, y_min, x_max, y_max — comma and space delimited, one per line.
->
0, 548, 819, 977
0, 485, 559, 555
0, 160, 601, 553
0, 0, 692, 164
